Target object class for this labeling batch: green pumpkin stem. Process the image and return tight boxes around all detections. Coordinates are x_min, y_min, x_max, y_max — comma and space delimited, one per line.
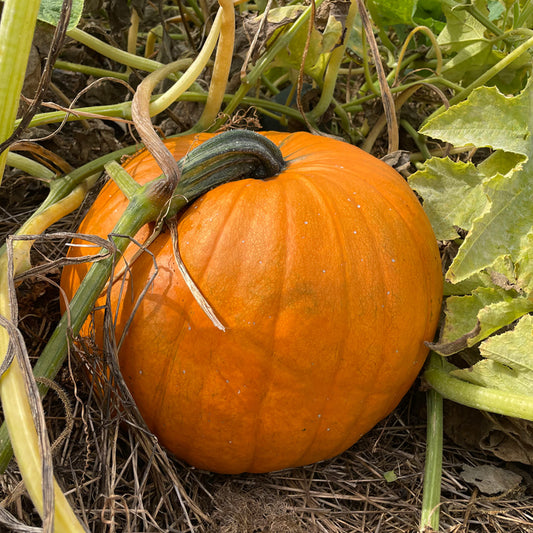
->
153, 129, 286, 217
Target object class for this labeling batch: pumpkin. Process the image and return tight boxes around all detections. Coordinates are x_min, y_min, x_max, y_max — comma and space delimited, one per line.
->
61, 131, 442, 474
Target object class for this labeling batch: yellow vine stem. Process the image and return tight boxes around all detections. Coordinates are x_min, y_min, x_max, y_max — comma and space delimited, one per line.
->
392, 26, 442, 87
0, 182, 94, 532
0, 0, 40, 182
126, 7, 141, 74
195, 0, 235, 130
147, 10, 223, 117
0, 0, 85, 529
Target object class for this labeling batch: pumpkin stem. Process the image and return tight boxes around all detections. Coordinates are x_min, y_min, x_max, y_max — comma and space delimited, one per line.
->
166, 129, 285, 217
160, 129, 285, 330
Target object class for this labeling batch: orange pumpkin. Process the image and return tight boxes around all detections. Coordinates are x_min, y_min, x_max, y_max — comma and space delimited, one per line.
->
61, 131, 442, 474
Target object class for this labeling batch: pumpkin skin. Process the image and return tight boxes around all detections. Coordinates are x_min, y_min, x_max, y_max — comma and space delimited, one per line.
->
61, 131, 442, 474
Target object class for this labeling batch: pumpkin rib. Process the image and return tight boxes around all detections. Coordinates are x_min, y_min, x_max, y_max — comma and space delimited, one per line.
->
181, 180, 255, 457
245, 179, 289, 472
284, 171, 353, 464
312, 167, 396, 455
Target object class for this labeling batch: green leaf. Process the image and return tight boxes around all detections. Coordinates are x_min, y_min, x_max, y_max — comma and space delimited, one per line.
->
38, 0, 84, 30
437, 4, 488, 52
447, 164, 533, 286
435, 288, 533, 355
452, 315, 533, 395
409, 158, 490, 240
421, 84, 531, 156
367, 0, 417, 26
415, 82, 533, 293
271, 8, 343, 80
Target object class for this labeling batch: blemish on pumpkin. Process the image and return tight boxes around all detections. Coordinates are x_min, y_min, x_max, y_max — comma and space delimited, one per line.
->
391, 259, 396, 263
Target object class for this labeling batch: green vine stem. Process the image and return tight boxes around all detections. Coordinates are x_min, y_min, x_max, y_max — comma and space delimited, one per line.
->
6, 152, 57, 182
419, 386, 443, 532
307, 0, 359, 122
17, 89, 308, 132
66, 27, 166, 73
54, 59, 131, 81
424, 353, 533, 421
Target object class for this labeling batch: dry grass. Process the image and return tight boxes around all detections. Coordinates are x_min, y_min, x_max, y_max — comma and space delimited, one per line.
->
3, 349, 533, 533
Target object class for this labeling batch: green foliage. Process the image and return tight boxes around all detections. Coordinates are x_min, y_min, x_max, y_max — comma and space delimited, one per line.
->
367, 0, 417, 26
410, 77, 533, 413
453, 314, 533, 395
38, 0, 84, 30
436, 2, 531, 91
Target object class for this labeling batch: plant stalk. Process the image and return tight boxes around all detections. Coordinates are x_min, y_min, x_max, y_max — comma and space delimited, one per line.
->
0, 0, 41, 183
424, 353, 533, 421
420, 384, 443, 532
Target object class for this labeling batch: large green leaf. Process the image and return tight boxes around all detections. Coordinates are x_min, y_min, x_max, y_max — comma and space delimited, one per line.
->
420, 85, 530, 156
415, 81, 533, 292
437, 288, 533, 354
409, 158, 490, 240
414, 69, 533, 411
448, 164, 533, 286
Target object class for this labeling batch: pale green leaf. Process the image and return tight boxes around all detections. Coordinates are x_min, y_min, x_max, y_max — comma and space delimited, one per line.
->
452, 315, 533, 394
420, 84, 531, 156
409, 158, 490, 240
437, 4, 488, 52
439, 45, 500, 86
477, 150, 526, 178
448, 163, 533, 285
441, 287, 507, 344
440, 287, 533, 350
39, 0, 84, 30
